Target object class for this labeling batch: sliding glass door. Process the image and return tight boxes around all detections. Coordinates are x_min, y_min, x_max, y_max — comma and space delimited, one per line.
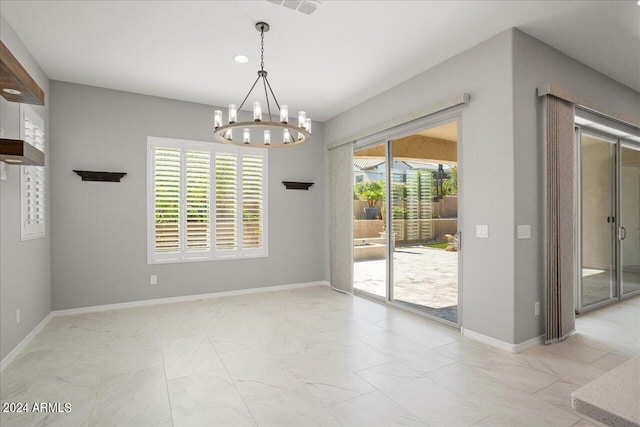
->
352, 119, 461, 326
353, 142, 387, 300
389, 130, 459, 323
576, 125, 640, 313
621, 143, 640, 296
578, 131, 617, 308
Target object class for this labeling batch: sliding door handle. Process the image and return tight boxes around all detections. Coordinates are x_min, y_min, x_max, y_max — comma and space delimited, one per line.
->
619, 226, 627, 240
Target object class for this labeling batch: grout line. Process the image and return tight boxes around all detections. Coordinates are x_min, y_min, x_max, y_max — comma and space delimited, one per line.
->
159, 332, 175, 426
587, 351, 611, 367
203, 316, 259, 426
353, 369, 428, 424
470, 414, 497, 426
532, 378, 562, 396
81, 314, 113, 426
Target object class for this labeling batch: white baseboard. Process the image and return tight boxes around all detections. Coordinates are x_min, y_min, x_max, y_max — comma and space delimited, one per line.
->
463, 328, 544, 353
52, 280, 331, 317
1, 312, 53, 372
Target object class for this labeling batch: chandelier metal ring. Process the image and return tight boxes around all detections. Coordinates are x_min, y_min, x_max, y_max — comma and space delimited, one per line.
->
213, 121, 310, 148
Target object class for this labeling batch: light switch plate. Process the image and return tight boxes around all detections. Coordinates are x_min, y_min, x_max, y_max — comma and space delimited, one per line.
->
476, 225, 489, 238
517, 225, 531, 239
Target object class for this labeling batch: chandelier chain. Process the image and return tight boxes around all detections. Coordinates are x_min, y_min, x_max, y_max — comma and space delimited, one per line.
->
260, 28, 265, 71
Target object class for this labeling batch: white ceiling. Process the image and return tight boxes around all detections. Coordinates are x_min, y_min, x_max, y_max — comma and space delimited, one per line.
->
2, 1, 639, 122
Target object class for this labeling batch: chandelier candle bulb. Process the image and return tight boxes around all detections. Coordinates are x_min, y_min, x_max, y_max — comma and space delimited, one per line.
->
298, 111, 306, 128
253, 101, 262, 122
225, 129, 233, 140
280, 105, 288, 123
264, 130, 271, 145
229, 104, 238, 123
214, 110, 222, 128
283, 128, 292, 144
305, 118, 312, 134
243, 128, 251, 144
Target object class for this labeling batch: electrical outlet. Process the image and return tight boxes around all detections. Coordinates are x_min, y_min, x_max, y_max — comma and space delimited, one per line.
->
517, 225, 531, 239
476, 225, 489, 238
150, 275, 158, 285
16, 309, 21, 324
535, 302, 540, 316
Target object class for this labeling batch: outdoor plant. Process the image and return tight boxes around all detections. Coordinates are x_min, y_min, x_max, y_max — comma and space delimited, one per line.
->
360, 187, 383, 207
354, 180, 384, 207
392, 206, 407, 219
440, 166, 458, 196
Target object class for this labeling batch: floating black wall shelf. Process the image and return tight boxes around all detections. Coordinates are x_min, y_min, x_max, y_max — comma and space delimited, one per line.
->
282, 181, 314, 190
73, 170, 127, 182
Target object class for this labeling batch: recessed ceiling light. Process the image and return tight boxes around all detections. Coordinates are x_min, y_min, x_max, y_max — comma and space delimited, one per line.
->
234, 54, 249, 63
2, 88, 21, 95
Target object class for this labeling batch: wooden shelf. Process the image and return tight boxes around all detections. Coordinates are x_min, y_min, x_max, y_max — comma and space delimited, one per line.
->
0, 138, 45, 166
0, 41, 45, 106
282, 181, 314, 190
73, 170, 127, 182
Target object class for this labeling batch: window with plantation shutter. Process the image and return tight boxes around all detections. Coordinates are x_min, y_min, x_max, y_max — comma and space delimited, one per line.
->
215, 152, 238, 252
148, 137, 267, 264
154, 147, 181, 256
242, 154, 264, 249
186, 150, 211, 252
20, 105, 46, 241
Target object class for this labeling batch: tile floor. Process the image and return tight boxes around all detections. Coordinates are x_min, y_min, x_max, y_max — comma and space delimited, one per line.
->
1, 286, 637, 427
354, 246, 459, 322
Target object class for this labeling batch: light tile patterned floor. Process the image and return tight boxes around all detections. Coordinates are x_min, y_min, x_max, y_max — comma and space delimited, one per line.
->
354, 247, 459, 321
1, 286, 637, 427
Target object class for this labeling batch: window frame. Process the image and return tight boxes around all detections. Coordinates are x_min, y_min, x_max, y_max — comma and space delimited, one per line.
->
147, 136, 268, 264
20, 104, 46, 241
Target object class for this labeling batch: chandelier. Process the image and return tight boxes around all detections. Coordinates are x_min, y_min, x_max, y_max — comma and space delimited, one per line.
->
213, 22, 311, 148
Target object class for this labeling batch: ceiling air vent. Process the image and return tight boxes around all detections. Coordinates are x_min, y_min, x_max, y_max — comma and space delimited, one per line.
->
268, 0, 321, 15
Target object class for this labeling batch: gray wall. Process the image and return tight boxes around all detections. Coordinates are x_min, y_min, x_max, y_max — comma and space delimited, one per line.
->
0, 14, 51, 360
325, 30, 517, 343
325, 27, 640, 345
50, 81, 327, 310
511, 29, 640, 343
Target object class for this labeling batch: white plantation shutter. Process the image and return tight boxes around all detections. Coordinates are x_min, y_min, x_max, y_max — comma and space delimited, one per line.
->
20, 105, 46, 241
242, 154, 264, 250
185, 150, 211, 253
215, 152, 238, 252
148, 137, 267, 263
154, 147, 181, 256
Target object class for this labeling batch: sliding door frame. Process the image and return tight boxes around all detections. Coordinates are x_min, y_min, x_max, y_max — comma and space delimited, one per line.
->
575, 123, 640, 314
353, 138, 389, 303
353, 109, 464, 329
620, 140, 640, 300
574, 126, 617, 314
